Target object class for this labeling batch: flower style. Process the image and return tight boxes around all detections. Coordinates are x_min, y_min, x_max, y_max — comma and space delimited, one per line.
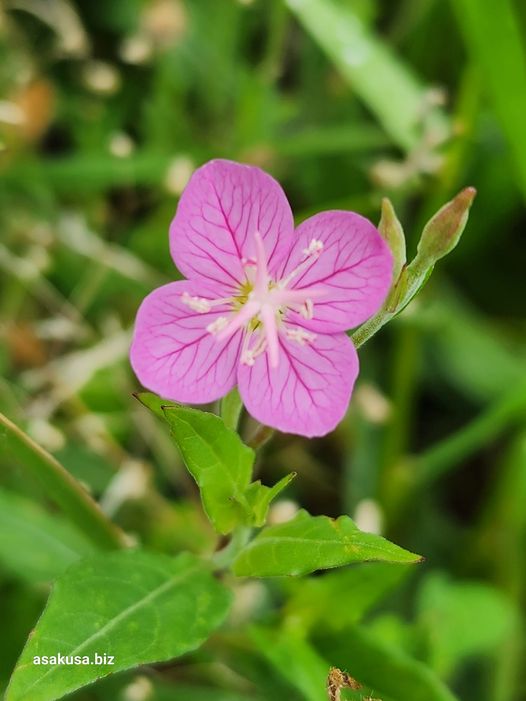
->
130, 160, 392, 437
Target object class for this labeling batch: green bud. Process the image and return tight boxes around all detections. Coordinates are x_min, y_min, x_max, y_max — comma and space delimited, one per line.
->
378, 197, 406, 282
414, 187, 477, 270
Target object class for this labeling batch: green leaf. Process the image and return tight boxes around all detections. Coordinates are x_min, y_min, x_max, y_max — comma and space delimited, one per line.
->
0, 412, 126, 551
417, 572, 517, 677
316, 625, 459, 701
136, 394, 294, 532
161, 404, 254, 534
284, 562, 411, 632
6, 550, 232, 701
233, 511, 422, 577
0, 488, 95, 584
285, 0, 448, 151
134, 391, 172, 420
244, 473, 297, 527
136, 394, 253, 533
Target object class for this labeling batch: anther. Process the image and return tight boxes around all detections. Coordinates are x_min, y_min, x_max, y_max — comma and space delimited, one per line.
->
241, 350, 256, 366
285, 327, 317, 345
181, 292, 211, 313
206, 316, 228, 335
302, 238, 324, 257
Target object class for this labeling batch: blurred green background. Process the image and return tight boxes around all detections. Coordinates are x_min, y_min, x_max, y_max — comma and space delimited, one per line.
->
1, 1, 525, 700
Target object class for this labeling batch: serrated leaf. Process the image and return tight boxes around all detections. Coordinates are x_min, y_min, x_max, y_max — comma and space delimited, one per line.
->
233, 511, 422, 577
0, 488, 95, 583
244, 473, 297, 527
6, 550, 231, 701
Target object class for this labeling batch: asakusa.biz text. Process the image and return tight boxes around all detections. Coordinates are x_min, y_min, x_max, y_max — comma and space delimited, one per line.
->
33, 653, 114, 666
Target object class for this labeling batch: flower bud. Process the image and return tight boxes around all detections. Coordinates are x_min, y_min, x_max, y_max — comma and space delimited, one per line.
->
378, 197, 406, 282
414, 187, 476, 270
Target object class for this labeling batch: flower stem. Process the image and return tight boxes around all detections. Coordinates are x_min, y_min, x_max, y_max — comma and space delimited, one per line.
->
247, 423, 275, 450
0, 411, 128, 550
212, 526, 252, 570
220, 387, 244, 431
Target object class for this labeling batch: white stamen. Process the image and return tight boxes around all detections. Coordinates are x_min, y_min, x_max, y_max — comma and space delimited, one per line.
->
182, 291, 233, 313
181, 292, 211, 313
240, 329, 267, 366
280, 239, 324, 288
302, 238, 324, 257
185, 231, 325, 370
206, 316, 228, 334
285, 327, 317, 345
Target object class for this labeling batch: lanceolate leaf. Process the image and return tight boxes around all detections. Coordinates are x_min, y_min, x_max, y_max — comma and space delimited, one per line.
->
233, 511, 422, 577
6, 550, 232, 701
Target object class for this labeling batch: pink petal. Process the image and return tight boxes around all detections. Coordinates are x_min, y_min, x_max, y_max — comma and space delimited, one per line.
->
170, 159, 294, 291
130, 280, 241, 404
280, 211, 393, 334
237, 332, 358, 437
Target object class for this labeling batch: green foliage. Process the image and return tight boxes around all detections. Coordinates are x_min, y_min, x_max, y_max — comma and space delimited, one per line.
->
0, 488, 94, 584
1, 1, 526, 700
454, 0, 526, 199
251, 628, 334, 701
353, 188, 476, 348
0, 413, 126, 551
285, 0, 449, 151
284, 562, 411, 632
6, 551, 231, 701
137, 393, 294, 532
233, 511, 421, 577
417, 573, 517, 678
317, 625, 459, 701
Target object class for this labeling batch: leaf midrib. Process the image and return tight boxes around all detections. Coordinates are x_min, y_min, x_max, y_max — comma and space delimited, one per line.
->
13, 564, 200, 696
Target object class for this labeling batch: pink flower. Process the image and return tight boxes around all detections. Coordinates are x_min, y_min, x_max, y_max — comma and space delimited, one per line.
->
130, 160, 392, 437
